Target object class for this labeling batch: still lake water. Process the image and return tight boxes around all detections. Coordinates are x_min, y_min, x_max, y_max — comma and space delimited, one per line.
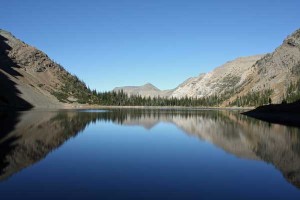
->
0, 109, 300, 199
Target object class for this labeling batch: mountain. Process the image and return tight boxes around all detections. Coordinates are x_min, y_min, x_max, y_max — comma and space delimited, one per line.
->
229, 29, 300, 104
113, 83, 173, 98
0, 29, 96, 110
2, 28, 299, 108
171, 55, 264, 98
172, 29, 300, 104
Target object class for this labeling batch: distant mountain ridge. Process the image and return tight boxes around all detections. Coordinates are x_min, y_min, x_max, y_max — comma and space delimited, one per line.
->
113, 83, 173, 98
114, 55, 265, 99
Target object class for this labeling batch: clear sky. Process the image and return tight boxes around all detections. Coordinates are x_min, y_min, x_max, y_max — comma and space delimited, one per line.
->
1, 0, 299, 91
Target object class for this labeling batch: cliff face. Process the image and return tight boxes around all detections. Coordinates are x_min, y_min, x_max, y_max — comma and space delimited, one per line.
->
0, 30, 95, 109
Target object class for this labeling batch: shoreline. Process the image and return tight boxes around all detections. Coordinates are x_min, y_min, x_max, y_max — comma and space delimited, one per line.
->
243, 101, 300, 128
1, 105, 254, 112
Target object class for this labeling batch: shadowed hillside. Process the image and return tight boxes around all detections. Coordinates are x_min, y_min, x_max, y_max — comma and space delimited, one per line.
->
0, 34, 33, 110
0, 29, 97, 110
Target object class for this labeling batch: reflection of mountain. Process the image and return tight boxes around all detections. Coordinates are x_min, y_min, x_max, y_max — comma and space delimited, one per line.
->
178, 112, 300, 188
109, 110, 300, 188
0, 109, 300, 189
0, 111, 103, 180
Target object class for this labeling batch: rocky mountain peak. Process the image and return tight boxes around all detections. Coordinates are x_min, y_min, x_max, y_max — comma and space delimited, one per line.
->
142, 83, 159, 90
284, 29, 300, 47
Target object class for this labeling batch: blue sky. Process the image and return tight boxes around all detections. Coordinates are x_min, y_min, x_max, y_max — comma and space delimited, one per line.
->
1, 0, 299, 91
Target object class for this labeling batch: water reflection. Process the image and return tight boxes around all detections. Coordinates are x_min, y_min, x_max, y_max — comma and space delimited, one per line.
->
0, 109, 300, 189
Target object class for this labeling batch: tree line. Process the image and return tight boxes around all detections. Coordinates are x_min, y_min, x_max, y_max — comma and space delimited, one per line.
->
284, 79, 300, 103
52, 73, 300, 107
91, 90, 222, 107
229, 89, 273, 107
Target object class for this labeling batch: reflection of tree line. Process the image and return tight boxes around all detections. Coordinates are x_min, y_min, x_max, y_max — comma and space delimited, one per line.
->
0, 110, 300, 189
50, 112, 100, 135
99, 108, 276, 128
97, 109, 233, 124
0, 111, 105, 180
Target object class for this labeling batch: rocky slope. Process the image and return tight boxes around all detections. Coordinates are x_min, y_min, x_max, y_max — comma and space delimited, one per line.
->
171, 55, 265, 99
113, 83, 173, 98
230, 29, 300, 104
0, 29, 96, 109
172, 29, 300, 104
113, 55, 265, 100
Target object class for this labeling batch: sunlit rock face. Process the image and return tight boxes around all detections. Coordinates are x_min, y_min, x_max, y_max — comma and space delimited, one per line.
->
171, 55, 264, 98
171, 29, 300, 104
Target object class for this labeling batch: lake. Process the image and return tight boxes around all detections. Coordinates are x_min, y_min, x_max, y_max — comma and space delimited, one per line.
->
0, 109, 300, 199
